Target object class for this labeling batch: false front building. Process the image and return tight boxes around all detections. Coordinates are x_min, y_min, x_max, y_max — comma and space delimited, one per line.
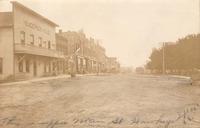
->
0, 1, 63, 80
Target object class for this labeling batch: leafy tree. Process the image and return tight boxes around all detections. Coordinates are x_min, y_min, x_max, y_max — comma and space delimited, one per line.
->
146, 34, 200, 73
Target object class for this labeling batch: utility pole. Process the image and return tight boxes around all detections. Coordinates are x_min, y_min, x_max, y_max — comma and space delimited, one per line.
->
199, 0, 200, 34
162, 42, 165, 75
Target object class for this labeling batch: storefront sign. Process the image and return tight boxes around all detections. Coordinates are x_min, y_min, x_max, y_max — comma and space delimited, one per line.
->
24, 20, 50, 35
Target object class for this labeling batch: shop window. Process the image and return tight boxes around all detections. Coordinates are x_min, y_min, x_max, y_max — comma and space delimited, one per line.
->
52, 44, 55, 49
20, 31, 25, 44
30, 34, 34, 45
39, 37, 42, 47
49, 62, 51, 73
48, 41, 51, 49
0, 58, 3, 74
44, 62, 47, 73
18, 61, 23, 72
25, 60, 30, 73
80, 58, 83, 66
43, 41, 47, 48
53, 62, 56, 71
65, 44, 68, 55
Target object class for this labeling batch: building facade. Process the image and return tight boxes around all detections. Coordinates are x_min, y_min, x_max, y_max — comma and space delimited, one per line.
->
55, 33, 68, 74
0, 1, 63, 80
57, 30, 110, 74
57, 30, 85, 74
0, 12, 14, 80
106, 57, 120, 73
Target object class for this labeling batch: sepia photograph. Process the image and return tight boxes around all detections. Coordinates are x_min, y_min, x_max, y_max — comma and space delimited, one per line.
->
0, 0, 200, 128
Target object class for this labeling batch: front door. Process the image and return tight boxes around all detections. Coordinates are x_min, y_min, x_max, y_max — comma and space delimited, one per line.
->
33, 61, 37, 76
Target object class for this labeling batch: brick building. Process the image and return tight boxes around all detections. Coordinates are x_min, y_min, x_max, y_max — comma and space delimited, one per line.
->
55, 34, 68, 74
57, 30, 109, 74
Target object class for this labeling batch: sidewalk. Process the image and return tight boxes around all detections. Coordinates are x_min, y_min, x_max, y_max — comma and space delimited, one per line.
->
0, 75, 71, 86
0, 73, 108, 86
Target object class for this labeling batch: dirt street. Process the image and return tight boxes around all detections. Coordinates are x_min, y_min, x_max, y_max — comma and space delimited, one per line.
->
0, 74, 200, 128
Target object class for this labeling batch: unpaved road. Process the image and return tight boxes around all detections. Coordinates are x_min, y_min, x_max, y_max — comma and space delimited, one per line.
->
0, 74, 200, 128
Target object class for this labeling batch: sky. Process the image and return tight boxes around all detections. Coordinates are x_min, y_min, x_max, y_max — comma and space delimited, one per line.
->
0, 0, 199, 67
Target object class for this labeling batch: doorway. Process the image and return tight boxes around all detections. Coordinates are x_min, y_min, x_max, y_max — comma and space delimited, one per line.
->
33, 61, 37, 76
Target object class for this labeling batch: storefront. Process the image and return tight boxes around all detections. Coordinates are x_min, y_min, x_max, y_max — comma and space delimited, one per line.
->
0, 1, 63, 80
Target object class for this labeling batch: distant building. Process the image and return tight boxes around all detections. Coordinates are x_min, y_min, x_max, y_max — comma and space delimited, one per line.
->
106, 57, 120, 73
120, 67, 133, 73
135, 67, 144, 74
95, 42, 107, 73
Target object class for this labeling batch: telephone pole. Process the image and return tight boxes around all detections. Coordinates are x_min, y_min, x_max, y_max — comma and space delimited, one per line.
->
199, 0, 200, 34
162, 42, 165, 75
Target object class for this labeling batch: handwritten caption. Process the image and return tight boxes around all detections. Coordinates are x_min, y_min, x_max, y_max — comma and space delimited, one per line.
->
0, 103, 200, 128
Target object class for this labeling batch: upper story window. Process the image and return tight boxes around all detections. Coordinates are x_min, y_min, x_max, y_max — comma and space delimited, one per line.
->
0, 58, 3, 74
43, 41, 47, 48
20, 31, 25, 44
52, 44, 55, 49
38, 37, 42, 47
64, 46, 68, 55
48, 41, 51, 49
76, 43, 80, 50
30, 34, 34, 45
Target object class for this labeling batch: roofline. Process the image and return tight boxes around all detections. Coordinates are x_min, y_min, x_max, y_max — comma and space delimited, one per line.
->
0, 12, 13, 27
56, 33, 68, 42
10, 1, 59, 27
0, 25, 13, 28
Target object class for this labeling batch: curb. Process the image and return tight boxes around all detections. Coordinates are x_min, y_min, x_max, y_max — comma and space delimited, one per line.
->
0, 73, 107, 86
0, 75, 71, 86
167, 75, 193, 85
169, 75, 192, 80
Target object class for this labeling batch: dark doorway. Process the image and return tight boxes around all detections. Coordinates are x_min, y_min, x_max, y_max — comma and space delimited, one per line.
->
33, 61, 37, 76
